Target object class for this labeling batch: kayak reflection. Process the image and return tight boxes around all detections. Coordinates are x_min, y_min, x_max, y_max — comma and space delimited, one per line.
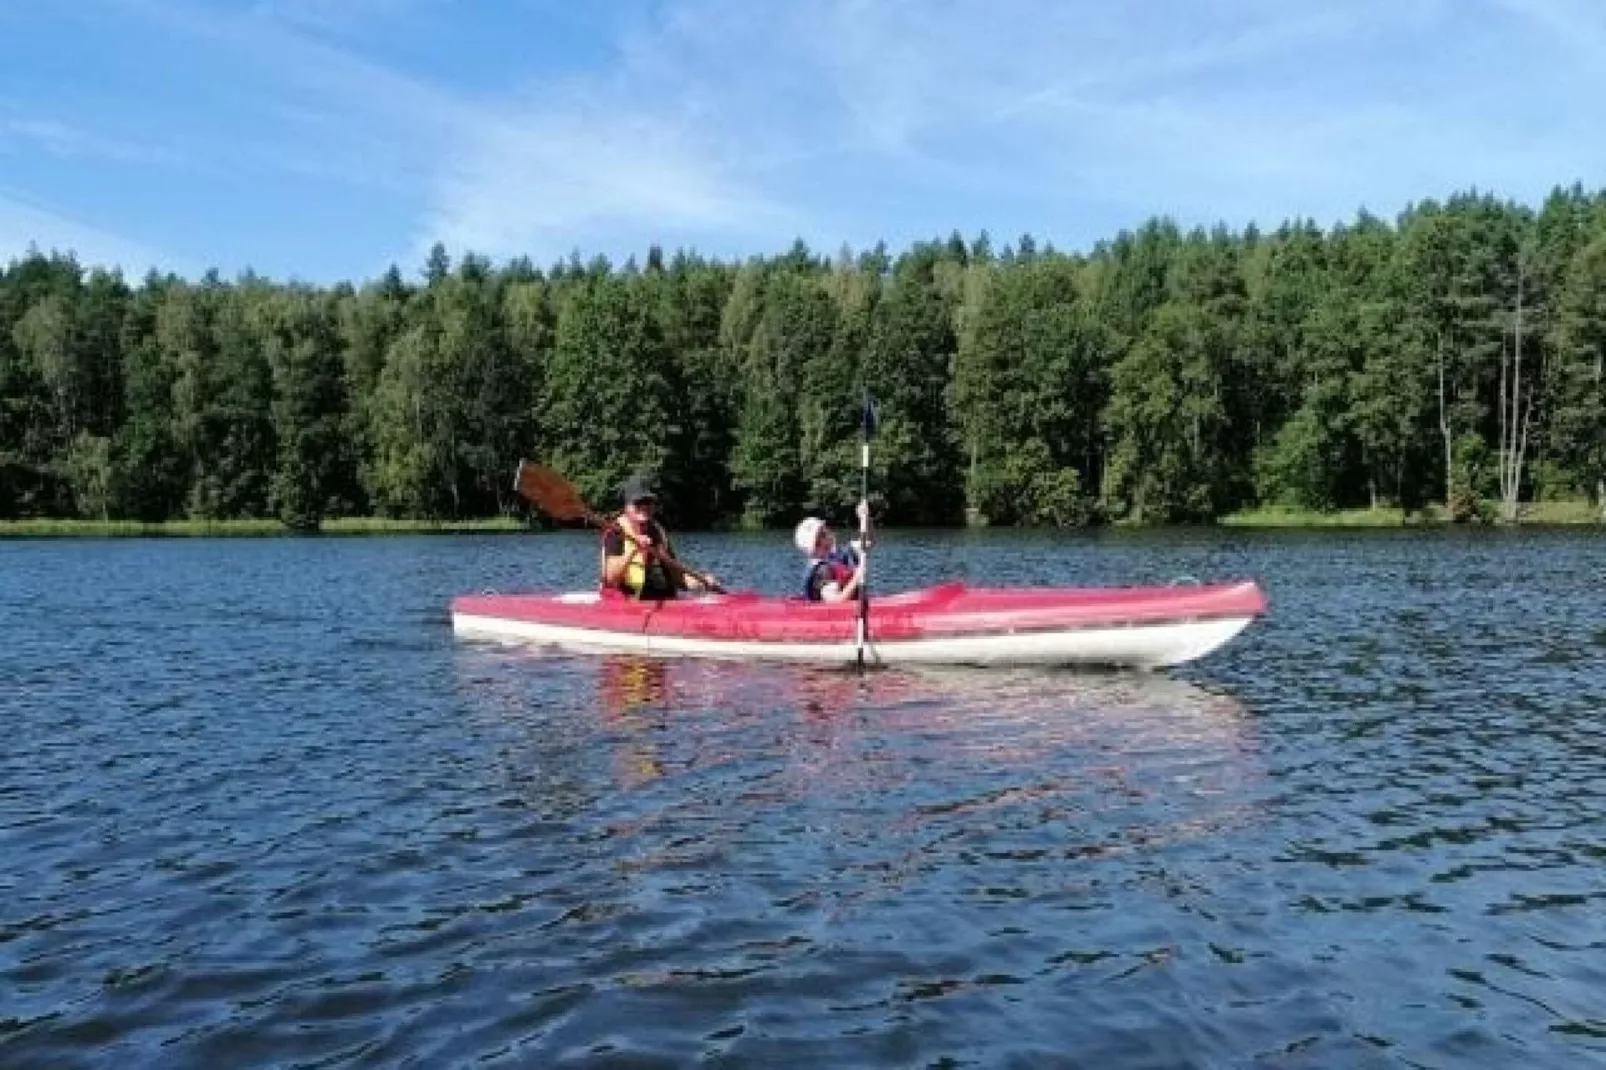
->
455, 649, 1268, 859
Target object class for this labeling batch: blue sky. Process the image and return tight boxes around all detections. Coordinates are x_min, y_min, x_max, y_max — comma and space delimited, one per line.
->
2, 0, 1603, 283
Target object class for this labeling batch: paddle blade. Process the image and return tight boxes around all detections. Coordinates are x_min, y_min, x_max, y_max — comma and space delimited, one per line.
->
514, 461, 593, 523
860, 391, 878, 439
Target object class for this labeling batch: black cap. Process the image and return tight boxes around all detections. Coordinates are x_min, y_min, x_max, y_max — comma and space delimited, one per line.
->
620, 472, 659, 505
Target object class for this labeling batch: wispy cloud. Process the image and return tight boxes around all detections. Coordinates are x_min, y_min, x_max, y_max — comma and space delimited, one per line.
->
413, 2, 816, 262
126, 0, 809, 264
0, 190, 174, 274
120, 0, 470, 133
1488, 0, 1606, 58
0, 111, 189, 168
419, 105, 797, 262
774, 0, 1601, 232
410, 0, 1606, 254
14, 0, 1602, 277
244, 0, 432, 40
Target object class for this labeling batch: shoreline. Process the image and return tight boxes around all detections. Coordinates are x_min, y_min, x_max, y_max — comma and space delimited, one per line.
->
0, 517, 529, 538
1, 501, 1600, 538
1218, 501, 1604, 528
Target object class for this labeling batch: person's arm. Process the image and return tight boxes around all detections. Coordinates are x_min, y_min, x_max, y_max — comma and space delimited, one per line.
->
655, 526, 719, 592
818, 555, 867, 604
649, 526, 693, 591
601, 526, 642, 588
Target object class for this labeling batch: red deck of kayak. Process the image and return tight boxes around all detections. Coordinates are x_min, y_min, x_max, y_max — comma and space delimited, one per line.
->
449, 581, 1267, 644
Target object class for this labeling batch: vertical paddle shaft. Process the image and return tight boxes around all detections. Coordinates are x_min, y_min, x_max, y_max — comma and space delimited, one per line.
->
856, 393, 876, 670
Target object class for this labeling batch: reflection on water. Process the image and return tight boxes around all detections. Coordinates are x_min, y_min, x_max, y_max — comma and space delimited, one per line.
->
461, 651, 1263, 824
446, 650, 1283, 1062
597, 657, 672, 787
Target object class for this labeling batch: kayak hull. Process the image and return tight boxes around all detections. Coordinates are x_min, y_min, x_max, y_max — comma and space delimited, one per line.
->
450, 581, 1266, 669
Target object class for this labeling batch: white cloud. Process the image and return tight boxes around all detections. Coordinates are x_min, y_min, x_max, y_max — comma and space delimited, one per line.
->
418, 105, 798, 262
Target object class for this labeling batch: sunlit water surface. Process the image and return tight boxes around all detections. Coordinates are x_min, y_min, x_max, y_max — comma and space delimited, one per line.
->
3, 529, 1604, 1067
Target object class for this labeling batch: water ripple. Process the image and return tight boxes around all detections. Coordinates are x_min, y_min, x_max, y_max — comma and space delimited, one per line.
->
2, 531, 1603, 1067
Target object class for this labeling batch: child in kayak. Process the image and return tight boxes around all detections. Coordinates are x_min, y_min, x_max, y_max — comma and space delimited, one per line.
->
794, 501, 872, 603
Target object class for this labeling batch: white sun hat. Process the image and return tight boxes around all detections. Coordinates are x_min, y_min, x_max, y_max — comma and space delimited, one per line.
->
793, 516, 826, 554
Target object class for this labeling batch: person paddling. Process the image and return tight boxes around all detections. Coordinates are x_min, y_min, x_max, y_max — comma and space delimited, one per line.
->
600, 473, 716, 599
795, 500, 873, 603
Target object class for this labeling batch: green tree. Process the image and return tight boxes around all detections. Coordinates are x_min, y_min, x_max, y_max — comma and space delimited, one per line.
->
110, 280, 187, 521
7, 185, 1606, 532
339, 267, 409, 511
1546, 230, 1606, 508
440, 256, 528, 515
1396, 195, 1527, 515
650, 252, 733, 526
542, 275, 676, 512
730, 272, 836, 525
954, 256, 1103, 524
368, 318, 448, 517
863, 253, 965, 525
1254, 291, 1360, 510
189, 281, 275, 517
800, 255, 878, 517
266, 290, 352, 530
1104, 302, 1231, 523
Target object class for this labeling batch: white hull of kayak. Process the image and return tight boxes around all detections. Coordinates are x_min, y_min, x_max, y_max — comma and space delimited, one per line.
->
449, 611, 1256, 669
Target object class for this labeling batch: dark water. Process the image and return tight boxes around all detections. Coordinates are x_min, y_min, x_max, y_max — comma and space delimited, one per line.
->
3, 528, 1604, 1068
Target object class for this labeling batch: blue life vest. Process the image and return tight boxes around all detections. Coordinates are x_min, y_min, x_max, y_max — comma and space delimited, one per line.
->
802, 547, 859, 601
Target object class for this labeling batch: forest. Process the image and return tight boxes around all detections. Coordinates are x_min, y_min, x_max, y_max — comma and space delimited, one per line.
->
2, 185, 1604, 531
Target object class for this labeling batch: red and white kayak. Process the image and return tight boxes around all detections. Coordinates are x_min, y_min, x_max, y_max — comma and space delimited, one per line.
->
449, 580, 1266, 669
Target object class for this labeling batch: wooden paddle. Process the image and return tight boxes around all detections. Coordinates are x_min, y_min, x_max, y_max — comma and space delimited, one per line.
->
515, 461, 602, 525
513, 461, 724, 594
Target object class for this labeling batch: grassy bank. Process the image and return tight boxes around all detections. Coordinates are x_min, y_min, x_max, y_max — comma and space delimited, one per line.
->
1221, 500, 1603, 527
4, 501, 1600, 537
0, 516, 528, 538
1516, 500, 1606, 525
1220, 506, 1440, 528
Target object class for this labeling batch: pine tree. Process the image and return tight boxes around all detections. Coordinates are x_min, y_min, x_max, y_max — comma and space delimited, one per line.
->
109, 281, 186, 521
266, 290, 351, 530
1105, 302, 1231, 522
863, 254, 965, 524
730, 273, 835, 525
650, 253, 734, 527
1546, 231, 1606, 509
802, 261, 877, 516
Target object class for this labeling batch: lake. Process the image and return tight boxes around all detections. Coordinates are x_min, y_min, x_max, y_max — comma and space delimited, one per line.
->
3, 529, 1604, 1068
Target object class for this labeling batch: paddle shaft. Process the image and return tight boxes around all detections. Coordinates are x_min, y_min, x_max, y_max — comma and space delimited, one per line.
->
856, 440, 872, 670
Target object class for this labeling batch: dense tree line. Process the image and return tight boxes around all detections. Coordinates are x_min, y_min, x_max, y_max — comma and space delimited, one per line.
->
3, 185, 1605, 530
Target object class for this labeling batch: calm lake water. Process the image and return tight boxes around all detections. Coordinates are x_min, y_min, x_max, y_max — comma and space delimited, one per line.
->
3, 529, 1604, 1068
